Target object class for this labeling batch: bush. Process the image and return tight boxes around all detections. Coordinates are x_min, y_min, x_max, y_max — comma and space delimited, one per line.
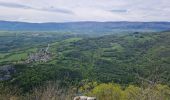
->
88, 83, 170, 100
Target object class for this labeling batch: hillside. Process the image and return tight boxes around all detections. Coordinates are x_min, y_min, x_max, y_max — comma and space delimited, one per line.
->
0, 31, 169, 92
0, 30, 170, 100
48, 31, 170, 85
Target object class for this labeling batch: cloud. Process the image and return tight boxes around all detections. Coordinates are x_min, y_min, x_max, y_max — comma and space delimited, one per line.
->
0, 1, 73, 15
42, 7, 74, 14
0, 1, 31, 9
0, 0, 169, 22
110, 9, 127, 13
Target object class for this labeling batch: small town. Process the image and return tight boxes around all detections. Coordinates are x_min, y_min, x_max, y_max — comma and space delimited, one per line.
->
25, 44, 52, 63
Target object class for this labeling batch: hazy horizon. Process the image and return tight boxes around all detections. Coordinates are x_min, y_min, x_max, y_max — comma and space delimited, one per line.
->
1, 20, 170, 24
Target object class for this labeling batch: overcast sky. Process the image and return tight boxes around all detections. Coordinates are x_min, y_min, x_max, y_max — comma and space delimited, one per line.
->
0, 0, 169, 22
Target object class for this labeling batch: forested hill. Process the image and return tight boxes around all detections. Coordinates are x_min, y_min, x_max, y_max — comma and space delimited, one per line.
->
50, 31, 170, 85
0, 21, 170, 32
4, 31, 168, 92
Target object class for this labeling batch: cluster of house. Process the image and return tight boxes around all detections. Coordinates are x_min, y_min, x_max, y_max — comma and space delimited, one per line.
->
25, 44, 52, 63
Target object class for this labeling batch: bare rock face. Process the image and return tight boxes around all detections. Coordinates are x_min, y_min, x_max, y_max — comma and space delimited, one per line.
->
0, 65, 16, 81
74, 96, 96, 100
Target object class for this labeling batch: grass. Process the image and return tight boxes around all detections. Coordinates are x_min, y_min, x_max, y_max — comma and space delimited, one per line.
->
0, 52, 27, 62
0, 47, 38, 63
0, 53, 9, 59
0, 81, 75, 100
62, 38, 82, 43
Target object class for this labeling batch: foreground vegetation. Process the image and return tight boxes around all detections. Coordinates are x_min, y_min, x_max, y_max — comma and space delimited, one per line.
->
88, 83, 170, 100
1, 82, 170, 100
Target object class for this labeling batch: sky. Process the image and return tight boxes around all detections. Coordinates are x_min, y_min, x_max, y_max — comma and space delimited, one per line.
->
0, 0, 169, 23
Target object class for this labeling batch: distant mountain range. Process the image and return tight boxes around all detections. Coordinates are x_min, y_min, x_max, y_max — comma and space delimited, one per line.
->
0, 21, 170, 33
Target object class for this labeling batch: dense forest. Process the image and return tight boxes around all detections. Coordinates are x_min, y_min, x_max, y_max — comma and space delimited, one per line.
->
0, 31, 170, 99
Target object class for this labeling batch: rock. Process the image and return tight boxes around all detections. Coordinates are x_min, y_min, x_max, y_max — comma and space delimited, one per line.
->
74, 96, 96, 100
87, 97, 96, 100
74, 96, 80, 100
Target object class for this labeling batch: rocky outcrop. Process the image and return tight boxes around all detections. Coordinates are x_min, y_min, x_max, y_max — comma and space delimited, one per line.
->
74, 96, 96, 100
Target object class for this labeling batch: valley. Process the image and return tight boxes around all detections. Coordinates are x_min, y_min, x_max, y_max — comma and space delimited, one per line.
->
0, 0, 170, 99
0, 27, 170, 100
0, 30, 169, 87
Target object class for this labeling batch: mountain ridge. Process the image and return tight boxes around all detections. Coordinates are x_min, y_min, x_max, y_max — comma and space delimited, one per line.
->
0, 20, 170, 32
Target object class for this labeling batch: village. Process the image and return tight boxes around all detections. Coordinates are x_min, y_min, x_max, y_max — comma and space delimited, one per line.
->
25, 44, 52, 63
